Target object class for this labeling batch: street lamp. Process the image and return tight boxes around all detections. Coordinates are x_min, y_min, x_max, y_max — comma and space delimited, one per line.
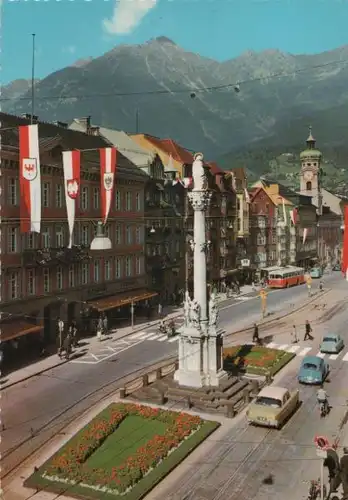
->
90, 221, 112, 251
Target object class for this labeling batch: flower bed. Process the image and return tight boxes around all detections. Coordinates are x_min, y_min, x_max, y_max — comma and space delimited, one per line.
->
223, 345, 295, 375
25, 403, 219, 500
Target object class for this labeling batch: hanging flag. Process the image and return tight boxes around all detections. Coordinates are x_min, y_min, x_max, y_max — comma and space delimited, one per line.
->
63, 150, 80, 248
100, 147, 116, 224
172, 177, 192, 188
244, 187, 250, 203
183, 177, 193, 188
19, 124, 41, 233
342, 206, 348, 277
289, 208, 298, 225
303, 228, 308, 244
282, 198, 288, 225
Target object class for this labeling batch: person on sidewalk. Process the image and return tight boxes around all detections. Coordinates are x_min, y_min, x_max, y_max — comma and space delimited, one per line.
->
57, 318, 64, 357
291, 324, 298, 343
252, 323, 260, 343
158, 303, 163, 318
71, 321, 78, 347
304, 320, 314, 341
63, 332, 73, 360
102, 314, 108, 336
340, 447, 348, 499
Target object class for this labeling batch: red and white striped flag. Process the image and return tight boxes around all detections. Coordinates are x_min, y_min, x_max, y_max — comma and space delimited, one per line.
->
100, 148, 116, 224
342, 206, 348, 278
183, 177, 193, 188
289, 208, 298, 225
302, 228, 308, 244
63, 150, 80, 248
172, 177, 192, 188
19, 124, 41, 233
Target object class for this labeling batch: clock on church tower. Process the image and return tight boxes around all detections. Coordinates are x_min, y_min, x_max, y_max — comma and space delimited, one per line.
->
299, 126, 322, 194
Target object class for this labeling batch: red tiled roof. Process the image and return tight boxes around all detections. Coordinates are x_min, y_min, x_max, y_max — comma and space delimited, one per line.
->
206, 161, 224, 175
142, 135, 194, 164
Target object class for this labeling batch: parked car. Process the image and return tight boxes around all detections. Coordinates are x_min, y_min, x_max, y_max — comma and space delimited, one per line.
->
298, 356, 329, 384
332, 264, 341, 271
310, 267, 323, 278
320, 334, 344, 354
246, 386, 300, 429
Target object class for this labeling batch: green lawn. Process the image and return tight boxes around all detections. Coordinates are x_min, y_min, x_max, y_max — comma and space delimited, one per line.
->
25, 403, 220, 500
87, 415, 167, 471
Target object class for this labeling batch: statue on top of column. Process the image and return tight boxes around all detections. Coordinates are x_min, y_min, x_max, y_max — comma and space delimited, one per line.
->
192, 153, 208, 191
189, 299, 201, 329
209, 291, 219, 328
183, 290, 192, 327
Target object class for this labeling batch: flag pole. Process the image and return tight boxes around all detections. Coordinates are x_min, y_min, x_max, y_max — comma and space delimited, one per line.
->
31, 33, 36, 124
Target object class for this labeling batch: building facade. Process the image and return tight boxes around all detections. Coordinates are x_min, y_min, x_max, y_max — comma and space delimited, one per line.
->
249, 187, 277, 271
299, 128, 344, 267
69, 119, 186, 304
250, 180, 318, 272
1, 113, 153, 360
229, 168, 251, 282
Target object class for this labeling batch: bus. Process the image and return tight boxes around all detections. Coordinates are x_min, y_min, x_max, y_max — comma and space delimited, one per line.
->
268, 266, 305, 289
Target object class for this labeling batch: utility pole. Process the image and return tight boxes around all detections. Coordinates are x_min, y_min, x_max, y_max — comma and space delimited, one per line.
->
135, 109, 139, 134
31, 33, 36, 124
184, 192, 189, 294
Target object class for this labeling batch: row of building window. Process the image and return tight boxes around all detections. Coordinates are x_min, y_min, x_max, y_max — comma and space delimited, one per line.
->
6, 224, 145, 252
7, 178, 143, 212
6, 256, 143, 299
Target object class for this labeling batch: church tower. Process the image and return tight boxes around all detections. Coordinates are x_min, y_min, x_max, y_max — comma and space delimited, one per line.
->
299, 126, 322, 200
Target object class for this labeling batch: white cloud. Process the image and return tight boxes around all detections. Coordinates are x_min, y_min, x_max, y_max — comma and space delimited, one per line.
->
63, 45, 76, 54
103, 0, 158, 35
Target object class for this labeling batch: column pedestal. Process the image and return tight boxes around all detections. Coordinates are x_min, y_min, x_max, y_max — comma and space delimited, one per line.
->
174, 326, 205, 388
203, 327, 226, 386
174, 325, 226, 387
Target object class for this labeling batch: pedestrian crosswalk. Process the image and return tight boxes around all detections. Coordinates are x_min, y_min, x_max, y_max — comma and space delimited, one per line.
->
128, 330, 180, 344
264, 342, 348, 362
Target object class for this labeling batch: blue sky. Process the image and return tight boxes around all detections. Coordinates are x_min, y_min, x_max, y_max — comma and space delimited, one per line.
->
2, 0, 348, 84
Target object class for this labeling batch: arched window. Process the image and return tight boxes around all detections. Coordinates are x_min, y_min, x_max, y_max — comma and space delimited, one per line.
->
306, 181, 312, 191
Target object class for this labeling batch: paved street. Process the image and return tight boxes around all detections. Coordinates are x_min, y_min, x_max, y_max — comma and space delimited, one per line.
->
1, 273, 342, 482
147, 277, 348, 500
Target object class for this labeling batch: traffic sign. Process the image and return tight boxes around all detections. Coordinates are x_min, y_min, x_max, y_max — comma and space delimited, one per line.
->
314, 435, 330, 450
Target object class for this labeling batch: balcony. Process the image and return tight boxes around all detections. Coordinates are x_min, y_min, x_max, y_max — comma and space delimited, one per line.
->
22, 245, 90, 267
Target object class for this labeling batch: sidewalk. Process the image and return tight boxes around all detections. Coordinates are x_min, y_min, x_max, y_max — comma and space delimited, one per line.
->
215, 284, 256, 302
0, 307, 182, 391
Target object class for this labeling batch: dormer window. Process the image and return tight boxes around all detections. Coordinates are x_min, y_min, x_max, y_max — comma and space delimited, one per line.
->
306, 181, 312, 191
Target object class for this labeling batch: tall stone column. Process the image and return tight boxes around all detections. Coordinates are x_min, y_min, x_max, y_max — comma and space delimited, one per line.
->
174, 153, 226, 388
190, 191, 211, 325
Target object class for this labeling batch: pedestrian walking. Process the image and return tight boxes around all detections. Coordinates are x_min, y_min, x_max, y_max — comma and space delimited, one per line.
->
291, 324, 298, 343
252, 323, 260, 343
63, 332, 72, 360
158, 303, 163, 318
72, 321, 78, 347
303, 320, 314, 341
102, 314, 108, 335
340, 447, 348, 499
319, 280, 324, 291
57, 317, 64, 357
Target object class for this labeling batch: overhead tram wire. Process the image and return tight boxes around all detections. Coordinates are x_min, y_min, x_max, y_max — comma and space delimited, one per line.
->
0, 58, 347, 104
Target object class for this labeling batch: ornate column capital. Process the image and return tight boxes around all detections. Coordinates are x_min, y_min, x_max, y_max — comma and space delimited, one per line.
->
188, 190, 212, 212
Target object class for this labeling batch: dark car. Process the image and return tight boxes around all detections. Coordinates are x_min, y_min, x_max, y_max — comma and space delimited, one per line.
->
333, 264, 341, 271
